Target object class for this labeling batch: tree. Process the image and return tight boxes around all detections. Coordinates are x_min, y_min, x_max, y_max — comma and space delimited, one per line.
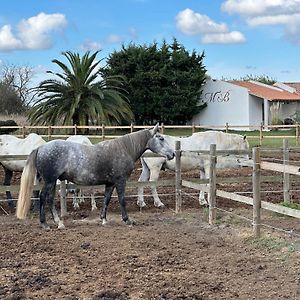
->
0, 81, 25, 114
1, 63, 35, 106
28, 51, 133, 126
232, 74, 276, 85
103, 39, 207, 124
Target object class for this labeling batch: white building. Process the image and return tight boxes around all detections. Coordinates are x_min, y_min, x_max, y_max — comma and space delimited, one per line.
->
191, 79, 300, 130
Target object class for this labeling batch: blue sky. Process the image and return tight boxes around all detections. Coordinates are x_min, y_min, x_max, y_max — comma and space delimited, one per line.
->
1, 0, 300, 85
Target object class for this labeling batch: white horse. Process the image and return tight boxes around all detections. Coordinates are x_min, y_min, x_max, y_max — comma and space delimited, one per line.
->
60, 135, 97, 211
0, 133, 46, 207
137, 131, 250, 207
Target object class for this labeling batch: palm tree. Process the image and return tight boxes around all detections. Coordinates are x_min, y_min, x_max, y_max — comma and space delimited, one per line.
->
28, 51, 133, 126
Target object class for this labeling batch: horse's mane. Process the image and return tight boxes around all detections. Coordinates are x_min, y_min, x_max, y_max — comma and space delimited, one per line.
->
110, 129, 151, 158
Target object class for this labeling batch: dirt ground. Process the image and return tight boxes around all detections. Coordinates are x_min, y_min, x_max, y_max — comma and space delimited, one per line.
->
1, 159, 300, 300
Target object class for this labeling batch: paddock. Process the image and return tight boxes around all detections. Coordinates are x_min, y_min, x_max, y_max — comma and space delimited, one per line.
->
0, 146, 300, 299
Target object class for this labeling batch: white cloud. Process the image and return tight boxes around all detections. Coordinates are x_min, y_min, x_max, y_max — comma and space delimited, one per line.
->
80, 40, 103, 51
176, 8, 246, 44
221, 0, 300, 43
0, 12, 67, 51
128, 27, 138, 40
0, 25, 22, 51
176, 8, 228, 35
222, 0, 300, 16
202, 31, 246, 44
106, 34, 123, 44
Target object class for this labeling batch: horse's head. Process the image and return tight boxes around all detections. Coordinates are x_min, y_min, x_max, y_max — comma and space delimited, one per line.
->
148, 124, 175, 160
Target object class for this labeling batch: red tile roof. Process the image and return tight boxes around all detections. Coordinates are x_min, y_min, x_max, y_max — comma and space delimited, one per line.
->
228, 80, 300, 101
283, 82, 300, 94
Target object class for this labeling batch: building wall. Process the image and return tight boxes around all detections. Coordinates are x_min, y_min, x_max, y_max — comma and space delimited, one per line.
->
191, 79, 251, 129
281, 102, 299, 121
248, 95, 264, 126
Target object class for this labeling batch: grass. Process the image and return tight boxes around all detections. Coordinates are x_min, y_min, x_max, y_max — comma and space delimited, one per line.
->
245, 236, 300, 253
281, 202, 300, 210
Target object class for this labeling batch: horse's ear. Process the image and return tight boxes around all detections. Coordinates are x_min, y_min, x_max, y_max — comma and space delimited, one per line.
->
150, 123, 160, 136
243, 135, 247, 140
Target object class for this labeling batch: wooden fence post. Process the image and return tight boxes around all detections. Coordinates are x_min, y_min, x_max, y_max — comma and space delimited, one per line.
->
161, 123, 164, 134
296, 122, 299, 146
130, 123, 134, 133
22, 126, 26, 138
192, 124, 196, 135
252, 147, 261, 237
283, 139, 290, 203
208, 144, 217, 225
101, 124, 105, 141
74, 124, 77, 135
60, 180, 68, 217
47, 126, 52, 141
225, 122, 229, 133
175, 141, 182, 213
259, 122, 263, 146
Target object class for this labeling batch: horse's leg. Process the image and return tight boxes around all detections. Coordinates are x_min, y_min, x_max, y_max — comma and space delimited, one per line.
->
137, 159, 150, 207
100, 184, 115, 225
47, 182, 65, 229
149, 167, 164, 208
39, 184, 50, 230
32, 175, 41, 212
199, 169, 208, 206
115, 180, 132, 225
41, 182, 65, 229
77, 188, 84, 204
91, 189, 97, 211
3, 167, 14, 208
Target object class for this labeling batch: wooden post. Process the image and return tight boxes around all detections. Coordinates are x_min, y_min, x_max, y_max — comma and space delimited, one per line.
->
192, 124, 196, 135
47, 126, 52, 141
296, 122, 299, 146
74, 124, 77, 135
60, 180, 68, 217
161, 123, 164, 134
208, 144, 217, 225
259, 122, 263, 146
22, 126, 26, 138
130, 123, 134, 133
101, 124, 105, 141
252, 147, 261, 238
225, 122, 229, 133
175, 141, 182, 213
283, 139, 290, 203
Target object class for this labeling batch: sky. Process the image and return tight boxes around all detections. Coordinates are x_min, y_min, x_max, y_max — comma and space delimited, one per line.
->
1, 0, 300, 85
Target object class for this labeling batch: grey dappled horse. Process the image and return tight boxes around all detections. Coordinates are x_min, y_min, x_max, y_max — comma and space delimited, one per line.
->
16, 124, 174, 229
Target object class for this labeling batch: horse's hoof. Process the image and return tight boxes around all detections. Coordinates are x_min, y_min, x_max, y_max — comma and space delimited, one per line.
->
102, 219, 108, 225
154, 202, 165, 208
58, 223, 65, 229
137, 201, 146, 208
125, 219, 136, 226
41, 224, 51, 231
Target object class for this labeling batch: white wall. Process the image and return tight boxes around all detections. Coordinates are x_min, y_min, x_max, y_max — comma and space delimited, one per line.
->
191, 79, 250, 129
281, 102, 299, 120
248, 95, 263, 126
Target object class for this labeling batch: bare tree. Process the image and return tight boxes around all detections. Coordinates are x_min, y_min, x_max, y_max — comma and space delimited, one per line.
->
1, 63, 36, 106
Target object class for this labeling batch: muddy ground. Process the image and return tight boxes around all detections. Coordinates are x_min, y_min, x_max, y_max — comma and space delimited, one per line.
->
1, 158, 300, 299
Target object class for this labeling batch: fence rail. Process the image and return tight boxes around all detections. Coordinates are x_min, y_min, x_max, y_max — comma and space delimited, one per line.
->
1, 122, 300, 145
1, 139, 300, 238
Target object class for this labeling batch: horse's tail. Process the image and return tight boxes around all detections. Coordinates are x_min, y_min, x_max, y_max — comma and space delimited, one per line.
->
16, 149, 38, 219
